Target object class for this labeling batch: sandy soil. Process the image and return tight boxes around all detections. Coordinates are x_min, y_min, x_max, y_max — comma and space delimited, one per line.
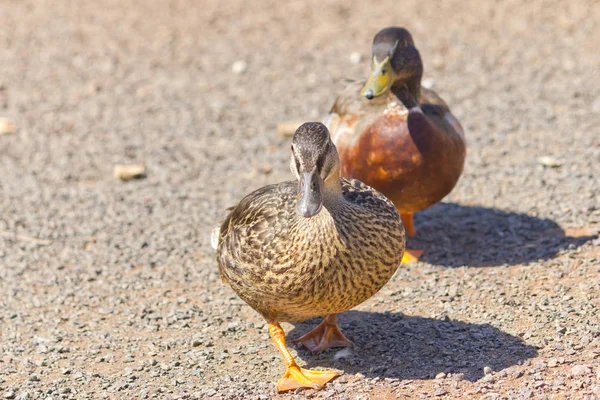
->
1, 0, 599, 399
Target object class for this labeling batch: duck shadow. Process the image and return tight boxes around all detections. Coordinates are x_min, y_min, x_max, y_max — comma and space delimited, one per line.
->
410, 202, 596, 267
289, 311, 537, 382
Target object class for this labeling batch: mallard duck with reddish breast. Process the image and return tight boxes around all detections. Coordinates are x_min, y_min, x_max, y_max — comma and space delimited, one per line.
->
217, 122, 405, 392
325, 27, 466, 262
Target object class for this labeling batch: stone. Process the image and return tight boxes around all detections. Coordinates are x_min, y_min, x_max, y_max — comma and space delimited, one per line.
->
114, 164, 146, 181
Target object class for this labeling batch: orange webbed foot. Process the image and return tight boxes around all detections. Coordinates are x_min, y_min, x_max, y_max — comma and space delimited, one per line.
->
401, 248, 424, 264
294, 314, 353, 352
277, 365, 339, 392
269, 321, 339, 392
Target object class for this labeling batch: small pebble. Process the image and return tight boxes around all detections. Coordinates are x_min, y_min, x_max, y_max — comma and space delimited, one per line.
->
481, 393, 500, 400
231, 60, 247, 74
571, 365, 591, 376
0, 118, 16, 135
512, 369, 524, 379
451, 373, 464, 381
114, 164, 146, 181
349, 52, 362, 64
435, 372, 446, 379
123, 355, 135, 363
333, 348, 353, 361
484, 366, 492, 375
3, 392, 15, 400
538, 156, 561, 168
226, 321, 238, 332
422, 78, 436, 89
276, 121, 303, 137
534, 361, 547, 370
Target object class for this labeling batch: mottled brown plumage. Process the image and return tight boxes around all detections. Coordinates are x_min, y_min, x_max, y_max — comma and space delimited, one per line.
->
217, 122, 405, 392
325, 27, 466, 255
218, 178, 403, 321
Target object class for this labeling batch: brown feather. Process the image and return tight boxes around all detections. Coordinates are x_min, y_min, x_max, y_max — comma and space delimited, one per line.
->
217, 179, 405, 323
327, 85, 466, 214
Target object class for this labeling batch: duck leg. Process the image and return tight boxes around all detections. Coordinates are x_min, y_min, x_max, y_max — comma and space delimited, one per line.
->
400, 212, 416, 237
269, 322, 338, 392
400, 212, 424, 263
294, 314, 353, 352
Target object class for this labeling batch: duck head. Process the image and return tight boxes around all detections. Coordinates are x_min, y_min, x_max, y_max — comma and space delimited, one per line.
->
290, 122, 341, 218
361, 27, 423, 102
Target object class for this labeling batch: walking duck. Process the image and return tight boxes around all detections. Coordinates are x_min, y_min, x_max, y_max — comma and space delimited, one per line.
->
217, 122, 405, 392
325, 27, 466, 262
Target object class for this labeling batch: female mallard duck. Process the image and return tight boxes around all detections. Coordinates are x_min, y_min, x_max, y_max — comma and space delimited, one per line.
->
217, 122, 405, 392
325, 27, 466, 262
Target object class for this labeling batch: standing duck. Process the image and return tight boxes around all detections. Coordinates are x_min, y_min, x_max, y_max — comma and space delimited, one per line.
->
217, 122, 405, 392
325, 27, 466, 262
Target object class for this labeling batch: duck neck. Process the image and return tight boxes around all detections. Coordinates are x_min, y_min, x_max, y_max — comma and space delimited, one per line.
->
391, 77, 421, 109
322, 176, 344, 208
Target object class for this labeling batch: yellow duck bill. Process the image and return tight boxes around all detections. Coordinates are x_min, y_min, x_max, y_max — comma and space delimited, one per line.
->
361, 56, 393, 100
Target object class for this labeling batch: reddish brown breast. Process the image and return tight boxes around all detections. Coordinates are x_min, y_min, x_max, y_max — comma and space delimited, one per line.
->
334, 107, 464, 214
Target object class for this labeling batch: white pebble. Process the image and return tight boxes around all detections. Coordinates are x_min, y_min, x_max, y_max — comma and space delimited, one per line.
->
349, 52, 362, 65
571, 364, 591, 376
231, 60, 247, 74
422, 78, 436, 89
333, 348, 353, 360
538, 156, 561, 168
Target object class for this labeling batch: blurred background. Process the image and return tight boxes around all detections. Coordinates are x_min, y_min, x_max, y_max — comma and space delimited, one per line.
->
0, 0, 599, 398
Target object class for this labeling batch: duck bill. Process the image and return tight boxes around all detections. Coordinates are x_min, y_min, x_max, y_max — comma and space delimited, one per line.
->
361, 57, 392, 100
296, 169, 323, 218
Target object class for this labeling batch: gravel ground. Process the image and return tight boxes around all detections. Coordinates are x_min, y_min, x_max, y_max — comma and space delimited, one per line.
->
1, 0, 599, 399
